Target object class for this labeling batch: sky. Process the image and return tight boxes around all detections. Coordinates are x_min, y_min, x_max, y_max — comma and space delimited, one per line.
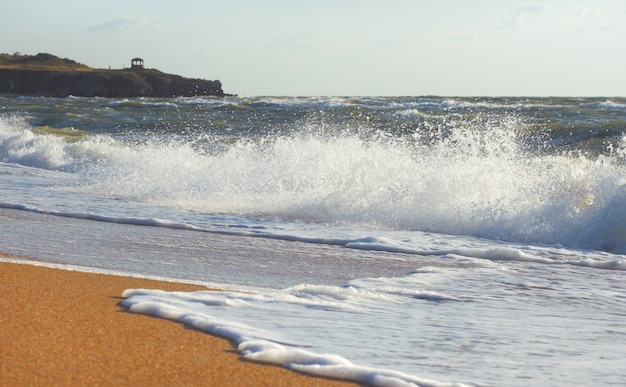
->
3, 0, 626, 96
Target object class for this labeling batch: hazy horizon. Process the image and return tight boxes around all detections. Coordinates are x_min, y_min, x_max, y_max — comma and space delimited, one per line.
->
4, 1, 626, 97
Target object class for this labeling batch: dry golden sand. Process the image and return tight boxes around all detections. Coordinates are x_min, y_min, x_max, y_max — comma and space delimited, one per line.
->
0, 259, 359, 386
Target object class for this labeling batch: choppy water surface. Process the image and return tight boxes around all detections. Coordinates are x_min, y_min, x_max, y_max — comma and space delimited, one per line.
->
1, 96, 626, 386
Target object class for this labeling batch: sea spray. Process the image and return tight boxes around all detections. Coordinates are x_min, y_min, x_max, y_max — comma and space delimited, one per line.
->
2, 97, 626, 252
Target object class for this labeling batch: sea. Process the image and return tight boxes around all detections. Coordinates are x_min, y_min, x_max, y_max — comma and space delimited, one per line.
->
1, 95, 626, 386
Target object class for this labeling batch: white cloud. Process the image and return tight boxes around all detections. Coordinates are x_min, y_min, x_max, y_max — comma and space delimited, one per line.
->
517, 2, 554, 14
481, 2, 553, 30
87, 15, 155, 33
563, 6, 622, 33
479, 16, 508, 29
573, 5, 592, 21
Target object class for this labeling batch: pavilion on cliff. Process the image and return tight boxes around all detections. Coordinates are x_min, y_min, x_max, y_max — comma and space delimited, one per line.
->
131, 58, 144, 69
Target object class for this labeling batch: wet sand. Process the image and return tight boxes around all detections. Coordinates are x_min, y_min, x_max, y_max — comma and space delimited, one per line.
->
0, 258, 358, 386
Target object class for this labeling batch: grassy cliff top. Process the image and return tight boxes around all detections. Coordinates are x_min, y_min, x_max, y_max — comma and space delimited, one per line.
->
0, 53, 94, 71
0, 52, 226, 97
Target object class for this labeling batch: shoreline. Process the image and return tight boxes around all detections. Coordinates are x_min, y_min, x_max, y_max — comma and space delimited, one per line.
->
0, 257, 358, 386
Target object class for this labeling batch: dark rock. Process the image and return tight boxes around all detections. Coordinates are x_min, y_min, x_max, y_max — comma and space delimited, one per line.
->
0, 53, 226, 98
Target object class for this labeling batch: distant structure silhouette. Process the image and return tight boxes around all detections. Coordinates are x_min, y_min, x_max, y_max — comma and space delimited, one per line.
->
131, 58, 144, 69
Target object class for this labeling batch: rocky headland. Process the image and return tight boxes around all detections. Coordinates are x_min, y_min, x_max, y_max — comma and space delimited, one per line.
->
0, 53, 226, 98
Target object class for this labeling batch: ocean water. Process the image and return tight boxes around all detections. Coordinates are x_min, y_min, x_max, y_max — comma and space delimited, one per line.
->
1, 96, 626, 386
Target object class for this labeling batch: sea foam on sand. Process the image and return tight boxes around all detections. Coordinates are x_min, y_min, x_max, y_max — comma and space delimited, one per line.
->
122, 287, 470, 387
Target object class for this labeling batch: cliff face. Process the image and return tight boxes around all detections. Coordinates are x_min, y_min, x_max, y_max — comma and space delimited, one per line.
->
0, 68, 225, 98
0, 53, 225, 98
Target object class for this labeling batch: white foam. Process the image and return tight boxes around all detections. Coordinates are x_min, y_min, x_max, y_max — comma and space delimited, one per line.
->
589, 100, 626, 110
121, 287, 471, 386
3, 195, 626, 273
121, 254, 626, 387
3, 99, 626, 255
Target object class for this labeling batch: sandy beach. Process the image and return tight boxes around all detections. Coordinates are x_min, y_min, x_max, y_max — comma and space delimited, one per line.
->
0, 258, 358, 386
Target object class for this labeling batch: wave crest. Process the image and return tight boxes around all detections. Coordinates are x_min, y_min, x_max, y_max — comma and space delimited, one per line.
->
2, 111, 626, 252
